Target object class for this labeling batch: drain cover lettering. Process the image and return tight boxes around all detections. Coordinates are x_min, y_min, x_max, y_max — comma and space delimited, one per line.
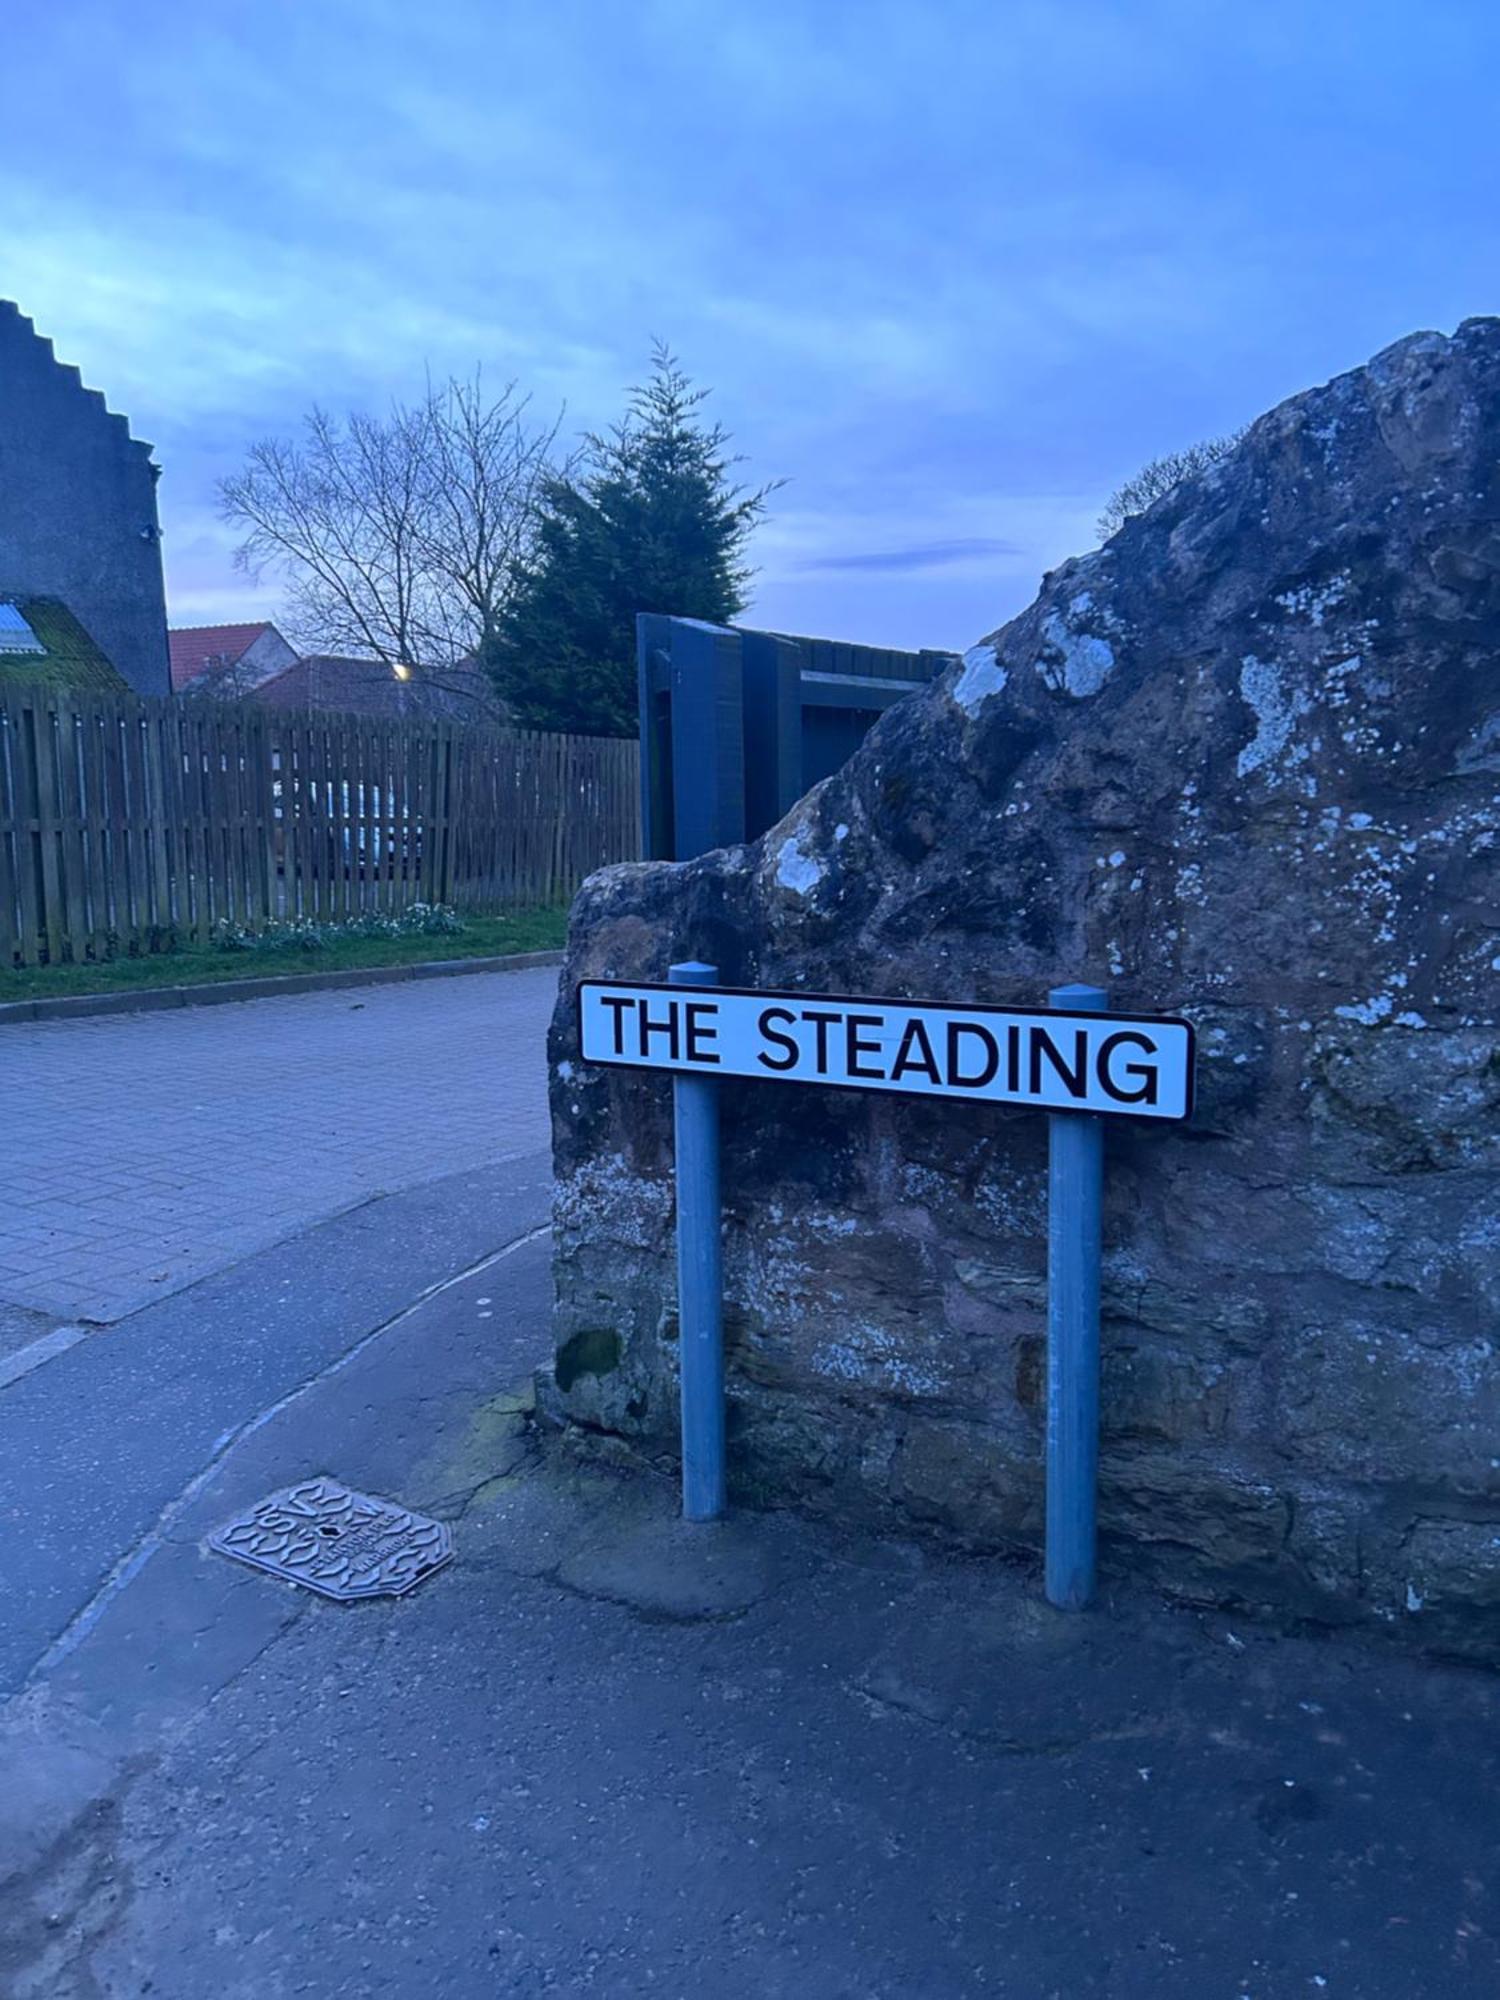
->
209, 1476, 453, 1601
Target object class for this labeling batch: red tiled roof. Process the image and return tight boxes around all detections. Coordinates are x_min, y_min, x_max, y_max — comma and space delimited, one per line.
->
254, 654, 408, 715
167, 622, 274, 691
255, 654, 500, 723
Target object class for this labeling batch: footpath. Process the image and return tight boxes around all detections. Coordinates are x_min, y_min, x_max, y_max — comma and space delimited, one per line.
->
3, 1184, 1499, 1996
3, 963, 1498, 1995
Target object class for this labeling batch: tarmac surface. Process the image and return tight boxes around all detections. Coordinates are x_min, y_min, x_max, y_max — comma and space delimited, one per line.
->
4, 968, 1499, 1997
3, 1155, 1499, 1997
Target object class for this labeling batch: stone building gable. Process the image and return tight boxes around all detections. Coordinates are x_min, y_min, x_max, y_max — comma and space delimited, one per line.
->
0, 302, 169, 697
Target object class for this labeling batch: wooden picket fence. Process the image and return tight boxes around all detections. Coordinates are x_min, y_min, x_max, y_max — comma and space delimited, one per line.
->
0, 688, 640, 966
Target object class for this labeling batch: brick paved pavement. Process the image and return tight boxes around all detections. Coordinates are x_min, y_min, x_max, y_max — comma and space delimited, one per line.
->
0, 968, 557, 1323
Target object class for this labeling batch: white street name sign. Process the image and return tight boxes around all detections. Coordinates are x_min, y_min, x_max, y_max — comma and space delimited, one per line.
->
578, 982, 1194, 1121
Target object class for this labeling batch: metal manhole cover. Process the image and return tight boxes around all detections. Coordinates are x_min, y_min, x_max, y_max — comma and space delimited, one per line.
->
208, 1476, 453, 1601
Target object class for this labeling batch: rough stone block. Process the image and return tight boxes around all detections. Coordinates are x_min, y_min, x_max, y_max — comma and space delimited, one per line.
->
549, 319, 1500, 1651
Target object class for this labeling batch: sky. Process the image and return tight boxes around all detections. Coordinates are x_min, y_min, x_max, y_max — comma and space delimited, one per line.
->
5, 0, 1498, 654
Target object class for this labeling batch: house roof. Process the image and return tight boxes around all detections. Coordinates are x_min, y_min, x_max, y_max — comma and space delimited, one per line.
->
0, 598, 131, 694
168, 622, 277, 691
254, 653, 501, 723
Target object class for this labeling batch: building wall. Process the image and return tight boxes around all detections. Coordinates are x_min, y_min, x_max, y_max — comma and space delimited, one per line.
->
236, 627, 298, 688
0, 302, 169, 696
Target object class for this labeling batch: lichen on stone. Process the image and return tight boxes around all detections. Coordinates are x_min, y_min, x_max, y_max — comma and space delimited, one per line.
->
772, 832, 824, 898
950, 642, 1008, 714
1235, 653, 1313, 778
1034, 610, 1115, 698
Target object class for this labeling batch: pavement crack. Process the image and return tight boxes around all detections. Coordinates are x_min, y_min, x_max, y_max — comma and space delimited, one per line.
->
425, 1441, 543, 1522
203, 1607, 308, 1715
850, 1679, 1173, 1757
541, 1563, 759, 1626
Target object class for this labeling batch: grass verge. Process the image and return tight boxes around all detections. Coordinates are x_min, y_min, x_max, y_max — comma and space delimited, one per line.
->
0, 908, 569, 1004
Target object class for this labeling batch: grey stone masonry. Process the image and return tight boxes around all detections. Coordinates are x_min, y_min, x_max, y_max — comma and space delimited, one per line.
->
549, 319, 1500, 1660
0, 301, 169, 694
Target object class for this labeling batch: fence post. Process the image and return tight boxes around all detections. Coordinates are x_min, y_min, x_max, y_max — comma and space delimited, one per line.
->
0, 703, 644, 965
1045, 980, 1108, 1610
669, 959, 727, 1521
436, 726, 454, 905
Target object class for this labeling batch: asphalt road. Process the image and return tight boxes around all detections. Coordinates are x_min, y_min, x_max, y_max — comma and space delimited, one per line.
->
0, 1154, 553, 1700
1, 1146, 558, 1995
5, 973, 1499, 1997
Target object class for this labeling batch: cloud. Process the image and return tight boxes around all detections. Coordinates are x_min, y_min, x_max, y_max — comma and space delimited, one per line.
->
799, 537, 1022, 574
7, 0, 1499, 641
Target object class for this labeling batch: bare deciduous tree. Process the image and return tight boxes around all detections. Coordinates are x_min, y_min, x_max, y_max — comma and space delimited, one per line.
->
220, 374, 569, 693
1096, 429, 1247, 544
178, 649, 267, 701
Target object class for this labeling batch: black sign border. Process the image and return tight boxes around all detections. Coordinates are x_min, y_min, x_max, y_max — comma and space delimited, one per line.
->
575, 979, 1197, 1123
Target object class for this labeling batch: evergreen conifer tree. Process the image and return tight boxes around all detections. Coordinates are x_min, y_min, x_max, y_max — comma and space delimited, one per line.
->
486, 344, 776, 734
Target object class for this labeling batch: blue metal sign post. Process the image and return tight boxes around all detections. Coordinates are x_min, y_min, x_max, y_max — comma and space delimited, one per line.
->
580, 973, 1191, 1580
1044, 982, 1108, 1610
668, 960, 727, 1522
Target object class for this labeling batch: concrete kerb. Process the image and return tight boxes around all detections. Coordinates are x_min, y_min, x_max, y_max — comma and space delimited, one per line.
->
0, 950, 565, 1027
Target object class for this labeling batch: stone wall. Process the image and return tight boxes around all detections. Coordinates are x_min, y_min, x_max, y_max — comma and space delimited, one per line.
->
547, 320, 1500, 1657
0, 302, 169, 695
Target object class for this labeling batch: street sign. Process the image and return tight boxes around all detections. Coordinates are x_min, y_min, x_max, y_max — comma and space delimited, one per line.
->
576, 964, 1197, 1609
578, 980, 1194, 1122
